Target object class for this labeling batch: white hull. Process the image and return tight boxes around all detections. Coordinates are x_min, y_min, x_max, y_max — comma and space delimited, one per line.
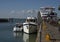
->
23, 22, 37, 34
13, 26, 23, 32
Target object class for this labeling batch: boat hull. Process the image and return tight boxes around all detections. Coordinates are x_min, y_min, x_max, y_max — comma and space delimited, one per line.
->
13, 26, 23, 32
23, 22, 37, 34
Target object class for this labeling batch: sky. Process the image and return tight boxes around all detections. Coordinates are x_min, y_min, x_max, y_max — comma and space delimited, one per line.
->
0, 0, 60, 18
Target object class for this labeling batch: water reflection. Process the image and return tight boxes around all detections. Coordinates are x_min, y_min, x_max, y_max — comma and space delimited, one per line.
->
13, 32, 23, 38
23, 33, 37, 42
23, 33, 29, 42
13, 32, 37, 42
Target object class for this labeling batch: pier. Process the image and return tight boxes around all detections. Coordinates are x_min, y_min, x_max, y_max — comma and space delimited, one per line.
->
36, 7, 60, 42
36, 21, 60, 42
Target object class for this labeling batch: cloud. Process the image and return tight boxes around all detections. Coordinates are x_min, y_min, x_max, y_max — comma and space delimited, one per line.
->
21, 10, 26, 13
21, 9, 38, 14
26, 9, 38, 14
10, 10, 15, 14
26, 10, 33, 14
10, 9, 38, 14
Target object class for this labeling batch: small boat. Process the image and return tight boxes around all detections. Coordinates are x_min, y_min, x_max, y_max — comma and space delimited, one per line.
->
23, 17, 37, 34
13, 23, 23, 32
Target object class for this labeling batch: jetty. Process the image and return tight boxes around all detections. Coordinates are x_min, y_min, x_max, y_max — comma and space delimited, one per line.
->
36, 21, 60, 42
36, 7, 60, 42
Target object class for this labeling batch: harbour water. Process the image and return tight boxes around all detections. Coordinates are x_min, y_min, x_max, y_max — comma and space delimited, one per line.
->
0, 19, 37, 42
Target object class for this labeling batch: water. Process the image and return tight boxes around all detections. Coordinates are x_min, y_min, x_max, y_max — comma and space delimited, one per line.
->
0, 19, 37, 42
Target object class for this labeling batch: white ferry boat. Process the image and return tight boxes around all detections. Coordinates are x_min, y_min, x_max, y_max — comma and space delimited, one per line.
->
40, 7, 55, 20
23, 17, 37, 34
13, 23, 23, 32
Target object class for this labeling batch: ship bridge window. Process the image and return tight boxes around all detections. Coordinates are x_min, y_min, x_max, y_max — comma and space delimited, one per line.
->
30, 19, 36, 22
27, 19, 36, 22
16, 25, 21, 28
50, 12, 54, 15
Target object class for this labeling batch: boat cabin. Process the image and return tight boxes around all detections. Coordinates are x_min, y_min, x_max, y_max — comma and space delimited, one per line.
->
15, 23, 23, 28
26, 17, 37, 23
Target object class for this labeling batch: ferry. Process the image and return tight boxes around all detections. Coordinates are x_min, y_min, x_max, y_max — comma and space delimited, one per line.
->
13, 23, 23, 32
23, 17, 37, 34
40, 7, 57, 22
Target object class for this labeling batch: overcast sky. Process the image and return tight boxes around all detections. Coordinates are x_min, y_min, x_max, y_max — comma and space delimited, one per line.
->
0, 0, 60, 18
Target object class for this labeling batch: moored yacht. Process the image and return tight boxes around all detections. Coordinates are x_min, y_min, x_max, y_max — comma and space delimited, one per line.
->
40, 7, 55, 20
13, 23, 23, 32
23, 17, 37, 34
40, 7, 57, 22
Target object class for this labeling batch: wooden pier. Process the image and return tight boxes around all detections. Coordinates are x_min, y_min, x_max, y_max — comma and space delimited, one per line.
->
36, 10, 60, 42
36, 21, 60, 42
